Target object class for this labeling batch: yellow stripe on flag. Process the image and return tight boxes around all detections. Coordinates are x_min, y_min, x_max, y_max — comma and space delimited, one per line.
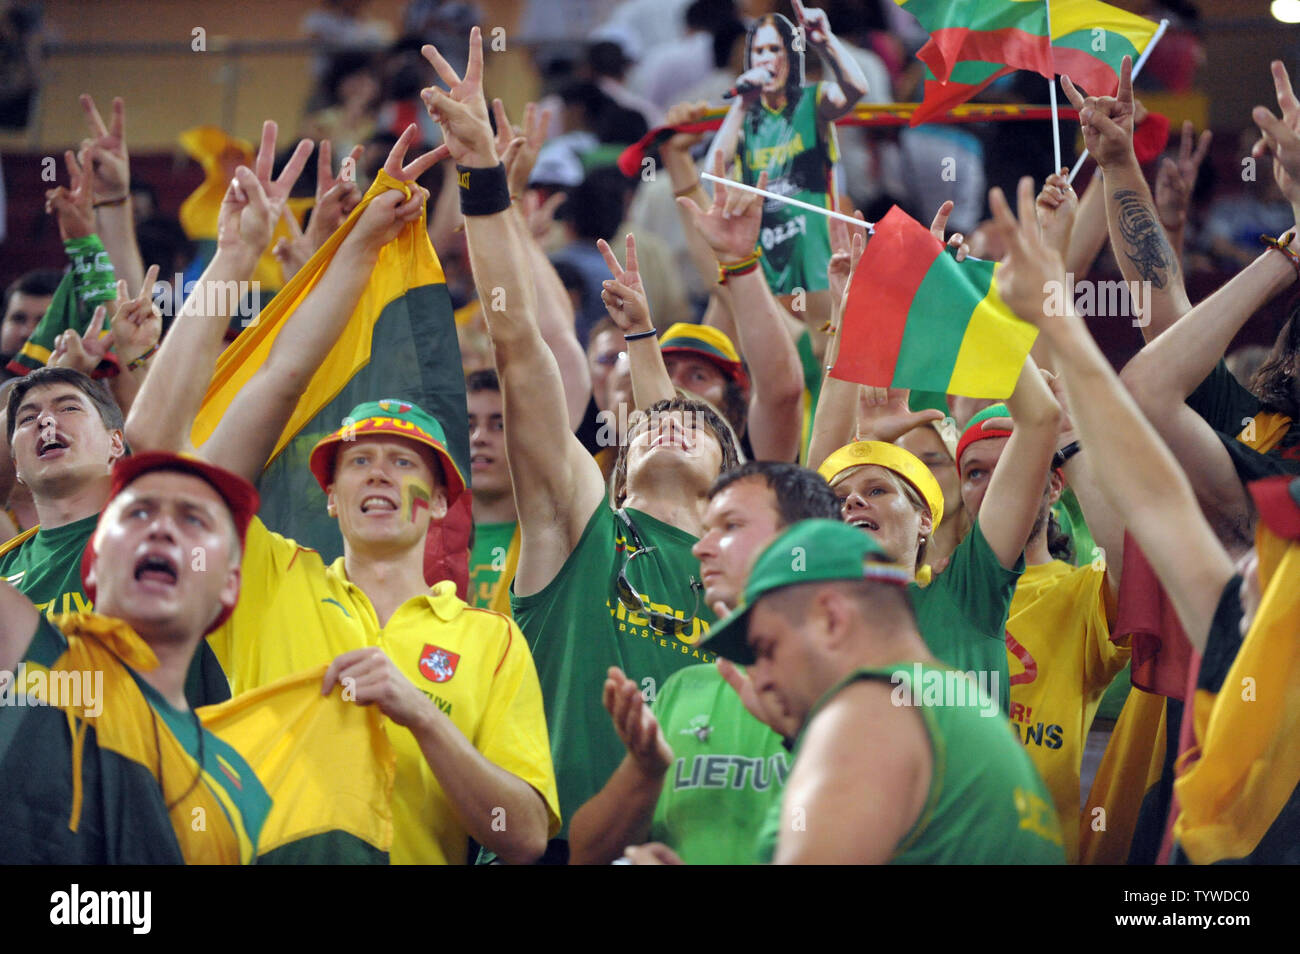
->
18, 340, 51, 364
191, 170, 446, 462
945, 263, 1038, 399
1046, 0, 1158, 44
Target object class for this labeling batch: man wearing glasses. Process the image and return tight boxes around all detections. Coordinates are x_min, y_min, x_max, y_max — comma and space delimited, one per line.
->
424, 28, 743, 859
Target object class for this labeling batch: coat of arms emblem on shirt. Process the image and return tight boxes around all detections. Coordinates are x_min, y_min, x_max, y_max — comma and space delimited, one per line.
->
419, 644, 460, 683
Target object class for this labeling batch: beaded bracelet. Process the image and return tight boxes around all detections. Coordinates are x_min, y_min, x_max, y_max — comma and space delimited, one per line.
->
1261, 231, 1300, 278
717, 250, 762, 284
126, 342, 158, 371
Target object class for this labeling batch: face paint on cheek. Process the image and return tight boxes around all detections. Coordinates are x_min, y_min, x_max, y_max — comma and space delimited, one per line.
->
401, 475, 432, 524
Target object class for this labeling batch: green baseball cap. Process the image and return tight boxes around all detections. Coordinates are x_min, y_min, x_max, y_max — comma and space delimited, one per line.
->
702, 519, 913, 665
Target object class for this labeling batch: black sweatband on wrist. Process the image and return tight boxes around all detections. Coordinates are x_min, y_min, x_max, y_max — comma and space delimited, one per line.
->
1052, 440, 1082, 471
457, 163, 510, 216
623, 328, 659, 342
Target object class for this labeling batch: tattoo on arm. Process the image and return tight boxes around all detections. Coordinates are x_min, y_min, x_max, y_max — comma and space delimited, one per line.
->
1114, 189, 1178, 289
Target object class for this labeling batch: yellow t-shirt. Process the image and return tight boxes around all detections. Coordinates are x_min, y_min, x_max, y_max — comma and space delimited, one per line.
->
1005, 560, 1127, 863
208, 518, 561, 864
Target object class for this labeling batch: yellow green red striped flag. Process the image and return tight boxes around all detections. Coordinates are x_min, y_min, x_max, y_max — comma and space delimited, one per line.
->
830, 205, 1036, 399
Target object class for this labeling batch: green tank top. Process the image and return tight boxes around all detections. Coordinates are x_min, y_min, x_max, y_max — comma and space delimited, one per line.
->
511, 505, 718, 838
650, 664, 788, 864
758, 662, 1065, 864
910, 518, 1019, 714
0, 515, 230, 708
469, 520, 517, 609
740, 83, 835, 294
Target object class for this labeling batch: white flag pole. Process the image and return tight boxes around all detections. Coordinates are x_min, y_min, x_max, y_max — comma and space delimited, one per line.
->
1045, 0, 1062, 173
700, 172, 876, 231
1067, 18, 1170, 184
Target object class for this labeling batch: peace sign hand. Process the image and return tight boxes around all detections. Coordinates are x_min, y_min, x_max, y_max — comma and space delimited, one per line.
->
45, 150, 95, 242
1155, 121, 1211, 232
597, 233, 654, 335
303, 138, 365, 251
1061, 56, 1136, 170
78, 94, 129, 201
109, 264, 163, 364
420, 27, 498, 169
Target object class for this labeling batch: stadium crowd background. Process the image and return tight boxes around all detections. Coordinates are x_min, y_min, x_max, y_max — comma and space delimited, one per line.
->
0, 0, 1297, 867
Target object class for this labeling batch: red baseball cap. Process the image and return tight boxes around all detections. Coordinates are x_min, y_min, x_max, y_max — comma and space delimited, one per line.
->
81, 452, 260, 634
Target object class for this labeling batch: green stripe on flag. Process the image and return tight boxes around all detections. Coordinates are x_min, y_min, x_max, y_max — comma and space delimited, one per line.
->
900, 0, 1048, 34
892, 255, 987, 392
1053, 29, 1140, 65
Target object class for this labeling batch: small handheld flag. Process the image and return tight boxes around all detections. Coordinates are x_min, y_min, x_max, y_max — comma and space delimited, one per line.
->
831, 206, 1037, 399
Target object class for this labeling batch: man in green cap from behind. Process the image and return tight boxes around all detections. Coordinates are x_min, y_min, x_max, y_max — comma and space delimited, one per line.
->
631, 518, 1065, 865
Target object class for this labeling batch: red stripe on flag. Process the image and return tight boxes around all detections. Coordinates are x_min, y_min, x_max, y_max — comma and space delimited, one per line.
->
832, 206, 941, 387
926, 26, 1054, 81
911, 68, 1015, 126
1051, 46, 1122, 97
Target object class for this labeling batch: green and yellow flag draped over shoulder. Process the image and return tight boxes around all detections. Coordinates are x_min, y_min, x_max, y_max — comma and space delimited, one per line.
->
190, 169, 470, 561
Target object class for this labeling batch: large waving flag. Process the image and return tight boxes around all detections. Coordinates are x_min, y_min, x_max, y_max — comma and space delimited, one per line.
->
899, 0, 1161, 126
200, 666, 396, 863
190, 170, 471, 583
830, 205, 1036, 399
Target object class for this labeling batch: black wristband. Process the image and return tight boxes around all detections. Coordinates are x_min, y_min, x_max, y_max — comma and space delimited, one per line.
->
623, 328, 659, 342
1052, 440, 1081, 470
457, 163, 510, 216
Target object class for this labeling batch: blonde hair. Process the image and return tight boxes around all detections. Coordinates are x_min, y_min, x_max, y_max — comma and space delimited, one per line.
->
829, 464, 930, 570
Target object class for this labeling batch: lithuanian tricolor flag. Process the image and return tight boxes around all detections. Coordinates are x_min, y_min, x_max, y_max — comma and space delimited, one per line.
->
830, 205, 1036, 399
898, 0, 1161, 125
190, 169, 471, 569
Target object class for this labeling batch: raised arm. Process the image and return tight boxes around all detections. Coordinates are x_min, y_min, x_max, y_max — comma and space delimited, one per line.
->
678, 158, 804, 460
492, 99, 591, 429
421, 28, 605, 598
1064, 167, 1109, 278
124, 122, 313, 455
794, 0, 869, 122
1154, 120, 1213, 261
596, 234, 674, 409
78, 95, 144, 294
200, 130, 440, 483
807, 214, 865, 469
979, 356, 1061, 569
1062, 59, 1190, 341
990, 176, 1234, 652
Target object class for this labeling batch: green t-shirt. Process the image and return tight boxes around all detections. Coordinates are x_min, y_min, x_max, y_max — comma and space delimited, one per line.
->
758, 663, 1065, 864
740, 83, 835, 295
0, 515, 231, 709
469, 520, 517, 610
650, 663, 788, 864
511, 505, 718, 839
910, 518, 1020, 714
1186, 359, 1300, 482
